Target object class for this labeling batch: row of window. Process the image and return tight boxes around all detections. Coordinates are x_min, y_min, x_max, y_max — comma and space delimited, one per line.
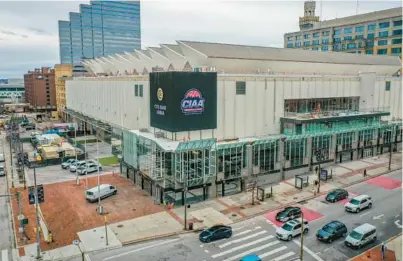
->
134, 84, 143, 97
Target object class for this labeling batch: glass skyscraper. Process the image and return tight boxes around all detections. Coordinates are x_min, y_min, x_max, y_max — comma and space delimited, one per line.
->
58, 1, 141, 65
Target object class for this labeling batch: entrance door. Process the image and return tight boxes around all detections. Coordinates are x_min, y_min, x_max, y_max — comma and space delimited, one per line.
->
363, 148, 373, 158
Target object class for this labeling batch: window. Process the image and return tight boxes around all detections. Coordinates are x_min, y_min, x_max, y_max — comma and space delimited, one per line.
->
303, 41, 310, 46
394, 20, 402, 27
313, 32, 319, 38
378, 39, 388, 46
287, 43, 293, 48
236, 81, 246, 95
295, 35, 301, 40
378, 31, 389, 37
287, 36, 293, 41
391, 47, 402, 54
333, 37, 341, 43
134, 84, 138, 96
367, 41, 374, 47
355, 34, 364, 39
377, 48, 387, 55
344, 27, 352, 34
322, 39, 329, 44
347, 43, 356, 49
312, 40, 319, 45
322, 31, 330, 36
312, 47, 319, 51
366, 50, 373, 55
344, 36, 352, 40
295, 42, 302, 47
379, 22, 390, 28
393, 29, 402, 35
303, 34, 310, 39
367, 24, 376, 31
139, 84, 143, 97
392, 38, 402, 44
321, 46, 328, 51
355, 26, 364, 33
334, 29, 341, 35
333, 44, 340, 51
367, 33, 374, 39
385, 81, 391, 91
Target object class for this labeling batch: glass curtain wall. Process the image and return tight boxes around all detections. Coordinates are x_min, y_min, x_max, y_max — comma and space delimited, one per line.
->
58, 21, 72, 64
312, 134, 332, 161
252, 140, 279, 173
285, 138, 307, 167
284, 97, 360, 115
217, 143, 247, 180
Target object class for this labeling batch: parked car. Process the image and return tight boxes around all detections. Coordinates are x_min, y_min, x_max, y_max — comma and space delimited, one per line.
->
345, 223, 377, 249
316, 221, 347, 243
345, 195, 372, 213
199, 225, 232, 243
77, 163, 103, 175
0, 165, 5, 176
61, 159, 77, 169
276, 218, 309, 241
0, 153, 4, 162
69, 160, 86, 172
86, 184, 117, 203
25, 123, 35, 130
276, 207, 302, 222
326, 189, 349, 203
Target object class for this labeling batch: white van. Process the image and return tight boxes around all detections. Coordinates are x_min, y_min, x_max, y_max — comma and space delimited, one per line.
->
344, 223, 376, 249
0, 153, 4, 162
86, 184, 117, 203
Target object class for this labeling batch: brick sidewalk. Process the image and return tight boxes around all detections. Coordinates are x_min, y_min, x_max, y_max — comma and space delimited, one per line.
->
350, 247, 396, 261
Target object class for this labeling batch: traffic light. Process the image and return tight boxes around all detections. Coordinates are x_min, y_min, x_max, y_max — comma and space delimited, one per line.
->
28, 186, 35, 205
37, 185, 44, 203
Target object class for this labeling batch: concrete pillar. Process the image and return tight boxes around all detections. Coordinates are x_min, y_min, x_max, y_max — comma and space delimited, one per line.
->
247, 144, 253, 175
208, 180, 217, 199
279, 139, 285, 180
307, 136, 313, 170
354, 130, 359, 159
332, 133, 337, 163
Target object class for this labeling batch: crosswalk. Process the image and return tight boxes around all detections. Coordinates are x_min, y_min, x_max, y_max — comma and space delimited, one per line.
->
205, 226, 297, 261
1, 249, 9, 261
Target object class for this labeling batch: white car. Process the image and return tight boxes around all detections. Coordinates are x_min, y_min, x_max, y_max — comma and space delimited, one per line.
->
69, 160, 87, 172
61, 159, 77, 169
0, 165, 5, 176
276, 218, 309, 241
86, 184, 117, 203
77, 163, 103, 175
345, 195, 372, 213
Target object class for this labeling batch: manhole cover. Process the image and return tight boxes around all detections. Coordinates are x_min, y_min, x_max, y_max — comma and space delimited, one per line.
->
117, 224, 124, 228
232, 213, 237, 217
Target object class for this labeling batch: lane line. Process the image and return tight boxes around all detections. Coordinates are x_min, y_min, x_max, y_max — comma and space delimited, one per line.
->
271, 252, 295, 261
205, 250, 209, 253
219, 230, 267, 248
293, 239, 325, 261
85, 254, 92, 261
360, 211, 372, 217
257, 246, 287, 259
323, 248, 329, 252
2, 249, 9, 261
232, 229, 252, 237
211, 235, 274, 258
232, 226, 245, 231
221, 241, 281, 261
103, 238, 181, 261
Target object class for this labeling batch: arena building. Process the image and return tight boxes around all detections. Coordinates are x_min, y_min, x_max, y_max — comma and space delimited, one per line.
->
65, 40, 402, 205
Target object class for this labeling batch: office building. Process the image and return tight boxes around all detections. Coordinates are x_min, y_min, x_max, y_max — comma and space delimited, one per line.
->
284, 1, 402, 56
64, 40, 402, 204
24, 67, 56, 110
0, 78, 25, 103
58, 1, 141, 71
55, 64, 73, 118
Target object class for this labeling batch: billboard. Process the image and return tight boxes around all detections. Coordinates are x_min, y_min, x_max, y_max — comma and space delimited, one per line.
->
150, 72, 217, 132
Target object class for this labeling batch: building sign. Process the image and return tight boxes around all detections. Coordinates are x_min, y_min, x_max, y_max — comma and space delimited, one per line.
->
150, 72, 217, 132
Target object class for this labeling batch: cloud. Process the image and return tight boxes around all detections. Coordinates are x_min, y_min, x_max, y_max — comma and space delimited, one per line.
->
0, 29, 28, 38
28, 27, 53, 36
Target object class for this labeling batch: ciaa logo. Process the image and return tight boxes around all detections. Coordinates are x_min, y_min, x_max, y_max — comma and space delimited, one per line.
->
181, 89, 205, 115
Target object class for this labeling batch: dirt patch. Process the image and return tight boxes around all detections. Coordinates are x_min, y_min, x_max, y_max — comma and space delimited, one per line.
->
11, 173, 163, 251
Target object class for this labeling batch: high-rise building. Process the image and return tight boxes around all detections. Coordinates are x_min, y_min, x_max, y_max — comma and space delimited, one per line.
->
58, 1, 141, 69
55, 64, 73, 118
284, 2, 402, 56
24, 67, 56, 110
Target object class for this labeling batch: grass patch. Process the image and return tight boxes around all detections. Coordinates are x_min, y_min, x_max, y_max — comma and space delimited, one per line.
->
98, 156, 119, 166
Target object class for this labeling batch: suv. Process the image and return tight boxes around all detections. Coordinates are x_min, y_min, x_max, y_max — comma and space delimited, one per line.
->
69, 160, 87, 172
316, 221, 347, 243
276, 219, 309, 241
61, 159, 77, 169
326, 189, 349, 203
276, 207, 302, 222
345, 195, 372, 213
77, 163, 103, 175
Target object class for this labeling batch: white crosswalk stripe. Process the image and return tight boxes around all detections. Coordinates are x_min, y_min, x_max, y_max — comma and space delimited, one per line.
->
208, 226, 297, 261
2, 249, 9, 261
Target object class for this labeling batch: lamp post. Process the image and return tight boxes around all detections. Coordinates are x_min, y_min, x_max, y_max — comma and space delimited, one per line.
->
75, 120, 79, 185
96, 124, 102, 215
300, 212, 305, 261
33, 154, 42, 259
315, 148, 326, 194
72, 240, 84, 261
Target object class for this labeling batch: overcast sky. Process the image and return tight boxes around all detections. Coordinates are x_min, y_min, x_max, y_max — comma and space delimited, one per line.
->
0, 0, 401, 78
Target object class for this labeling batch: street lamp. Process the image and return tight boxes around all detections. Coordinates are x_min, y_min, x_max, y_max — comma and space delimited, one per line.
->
32, 154, 42, 260
96, 124, 103, 215
72, 239, 84, 261
74, 120, 79, 185
314, 148, 326, 194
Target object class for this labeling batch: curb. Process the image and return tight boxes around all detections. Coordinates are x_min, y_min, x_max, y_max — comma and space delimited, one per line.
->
121, 228, 203, 246
348, 232, 402, 261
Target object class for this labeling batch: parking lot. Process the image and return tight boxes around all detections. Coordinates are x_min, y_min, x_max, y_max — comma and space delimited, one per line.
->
12, 173, 164, 251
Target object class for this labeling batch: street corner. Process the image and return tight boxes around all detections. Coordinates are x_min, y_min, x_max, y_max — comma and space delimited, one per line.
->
263, 205, 324, 227
350, 246, 397, 261
366, 176, 402, 190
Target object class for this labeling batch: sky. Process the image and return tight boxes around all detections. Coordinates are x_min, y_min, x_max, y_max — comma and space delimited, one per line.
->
0, 0, 401, 78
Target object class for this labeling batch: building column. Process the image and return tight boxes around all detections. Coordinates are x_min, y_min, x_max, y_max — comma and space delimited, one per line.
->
279, 138, 286, 180
307, 136, 313, 170
353, 131, 359, 160
332, 133, 337, 163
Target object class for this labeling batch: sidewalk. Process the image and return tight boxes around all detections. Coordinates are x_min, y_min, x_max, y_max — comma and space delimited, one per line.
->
350, 234, 402, 261
18, 152, 402, 260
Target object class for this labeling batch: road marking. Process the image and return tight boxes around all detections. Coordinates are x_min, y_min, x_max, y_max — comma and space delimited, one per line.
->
85, 254, 91, 261
232, 226, 245, 231
221, 241, 281, 261
271, 252, 295, 261
373, 214, 384, 220
323, 248, 329, 252
395, 220, 402, 228
200, 244, 203, 248
103, 238, 181, 260
233, 226, 262, 237
219, 230, 267, 248
293, 239, 325, 261
2, 249, 8, 261
360, 211, 372, 217
395, 214, 400, 218
205, 250, 209, 253
211, 235, 274, 258
257, 246, 287, 259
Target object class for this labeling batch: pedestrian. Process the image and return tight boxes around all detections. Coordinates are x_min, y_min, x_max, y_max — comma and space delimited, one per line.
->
363, 169, 367, 177
381, 242, 386, 260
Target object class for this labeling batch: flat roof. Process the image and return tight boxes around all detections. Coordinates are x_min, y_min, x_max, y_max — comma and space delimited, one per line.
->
131, 130, 180, 151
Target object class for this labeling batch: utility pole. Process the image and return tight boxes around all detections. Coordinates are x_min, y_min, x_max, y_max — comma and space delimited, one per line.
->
75, 120, 79, 185
96, 126, 102, 215
183, 171, 188, 231
33, 163, 41, 259
389, 131, 393, 171
300, 212, 305, 261
315, 148, 325, 194
104, 215, 109, 246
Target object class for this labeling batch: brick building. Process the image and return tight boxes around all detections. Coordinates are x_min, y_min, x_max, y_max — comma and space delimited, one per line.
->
24, 67, 56, 110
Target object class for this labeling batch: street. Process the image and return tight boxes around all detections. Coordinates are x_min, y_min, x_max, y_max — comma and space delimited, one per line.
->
66, 169, 402, 261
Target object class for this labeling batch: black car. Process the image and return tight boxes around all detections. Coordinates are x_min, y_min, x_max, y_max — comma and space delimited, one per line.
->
316, 221, 347, 243
199, 225, 232, 243
275, 207, 302, 222
326, 189, 349, 203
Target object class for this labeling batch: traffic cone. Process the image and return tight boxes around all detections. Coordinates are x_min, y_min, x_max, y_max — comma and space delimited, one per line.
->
367, 250, 371, 258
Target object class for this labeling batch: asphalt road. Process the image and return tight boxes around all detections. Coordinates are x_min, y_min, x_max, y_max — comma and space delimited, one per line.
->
66, 170, 402, 261
303, 169, 402, 261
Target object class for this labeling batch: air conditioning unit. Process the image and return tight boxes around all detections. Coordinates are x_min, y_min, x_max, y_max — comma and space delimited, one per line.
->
155, 132, 165, 138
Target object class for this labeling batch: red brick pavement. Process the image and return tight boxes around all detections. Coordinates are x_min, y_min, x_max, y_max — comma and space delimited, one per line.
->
351, 247, 396, 261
